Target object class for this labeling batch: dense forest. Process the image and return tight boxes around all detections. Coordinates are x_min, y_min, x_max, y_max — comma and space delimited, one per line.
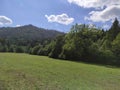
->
0, 18, 120, 66
0, 24, 64, 53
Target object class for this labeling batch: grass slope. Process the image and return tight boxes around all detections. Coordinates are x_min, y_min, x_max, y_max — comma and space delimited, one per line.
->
0, 53, 120, 90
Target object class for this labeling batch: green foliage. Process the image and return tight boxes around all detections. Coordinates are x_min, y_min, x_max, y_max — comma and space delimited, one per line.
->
0, 18, 120, 66
37, 45, 50, 56
31, 44, 42, 55
14, 46, 24, 53
107, 18, 120, 41
0, 46, 7, 52
60, 33, 84, 60
59, 24, 104, 61
47, 19, 120, 65
112, 33, 120, 57
49, 35, 65, 58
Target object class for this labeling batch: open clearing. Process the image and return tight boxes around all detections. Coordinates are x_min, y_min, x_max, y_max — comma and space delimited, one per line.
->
0, 53, 120, 90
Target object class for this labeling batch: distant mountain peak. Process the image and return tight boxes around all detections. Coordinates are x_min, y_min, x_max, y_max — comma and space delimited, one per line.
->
17, 24, 39, 29
0, 24, 64, 41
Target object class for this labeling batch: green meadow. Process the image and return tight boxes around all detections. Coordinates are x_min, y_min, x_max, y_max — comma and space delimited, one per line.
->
0, 53, 120, 90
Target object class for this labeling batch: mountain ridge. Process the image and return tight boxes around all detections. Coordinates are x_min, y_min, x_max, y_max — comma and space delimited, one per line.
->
0, 24, 64, 41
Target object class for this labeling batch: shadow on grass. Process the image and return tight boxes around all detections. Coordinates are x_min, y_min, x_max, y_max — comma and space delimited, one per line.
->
51, 57, 120, 69
27, 53, 120, 68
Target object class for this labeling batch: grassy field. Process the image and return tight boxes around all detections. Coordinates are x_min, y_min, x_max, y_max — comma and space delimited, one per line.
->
0, 53, 120, 90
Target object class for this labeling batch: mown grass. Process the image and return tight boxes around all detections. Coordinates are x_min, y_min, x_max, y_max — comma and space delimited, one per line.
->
0, 53, 120, 90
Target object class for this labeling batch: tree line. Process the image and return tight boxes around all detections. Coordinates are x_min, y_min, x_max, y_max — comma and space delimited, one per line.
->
0, 18, 120, 66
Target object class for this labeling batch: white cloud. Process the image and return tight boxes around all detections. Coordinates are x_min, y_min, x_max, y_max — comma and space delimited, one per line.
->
0, 16, 12, 26
45, 13, 74, 25
67, 0, 120, 23
85, 5, 120, 22
16, 25, 21, 27
0, 22, 3, 26
67, 0, 120, 9
88, 23, 96, 28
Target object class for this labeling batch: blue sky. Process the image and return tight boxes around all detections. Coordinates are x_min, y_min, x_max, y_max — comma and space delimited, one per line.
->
0, 0, 120, 32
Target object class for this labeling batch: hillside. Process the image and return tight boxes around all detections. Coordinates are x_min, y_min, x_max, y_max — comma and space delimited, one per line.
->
0, 53, 120, 90
0, 24, 64, 41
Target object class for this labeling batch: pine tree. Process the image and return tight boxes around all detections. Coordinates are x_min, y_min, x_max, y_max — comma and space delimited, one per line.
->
108, 18, 120, 41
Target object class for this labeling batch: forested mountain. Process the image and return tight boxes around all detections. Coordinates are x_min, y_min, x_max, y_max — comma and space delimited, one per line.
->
0, 24, 64, 53
0, 24, 64, 41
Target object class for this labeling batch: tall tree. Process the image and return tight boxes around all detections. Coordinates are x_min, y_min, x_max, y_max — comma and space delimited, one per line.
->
107, 18, 120, 41
112, 33, 120, 57
49, 35, 65, 58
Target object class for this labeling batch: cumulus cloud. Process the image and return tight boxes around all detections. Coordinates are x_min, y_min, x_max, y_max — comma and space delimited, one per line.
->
45, 13, 74, 25
0, 16, 12, 26
85, 5, 120, 22
67, 0, 120, 9
67, 0, 120, 22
